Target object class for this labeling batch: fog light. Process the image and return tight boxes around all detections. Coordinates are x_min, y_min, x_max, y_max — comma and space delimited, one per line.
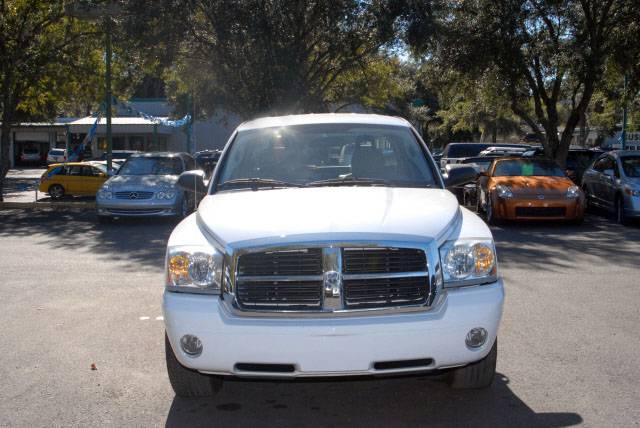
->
465, 327, 488, 348
180, 334, 203, 357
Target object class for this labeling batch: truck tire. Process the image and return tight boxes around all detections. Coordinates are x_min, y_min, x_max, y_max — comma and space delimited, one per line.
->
449, 338, 497, 389
165, 333, 222, 397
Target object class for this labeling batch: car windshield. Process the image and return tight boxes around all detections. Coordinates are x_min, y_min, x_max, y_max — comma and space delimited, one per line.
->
216, 123, 437, 190
93, 164, 107, 174
621, 156, 640, 177
50, 149, 64, 155
24, 148, 39, 154
118, 157, 183, 176
493, 159, 565, 177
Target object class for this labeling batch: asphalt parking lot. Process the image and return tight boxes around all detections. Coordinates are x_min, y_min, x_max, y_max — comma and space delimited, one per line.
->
0, 209, 638, 427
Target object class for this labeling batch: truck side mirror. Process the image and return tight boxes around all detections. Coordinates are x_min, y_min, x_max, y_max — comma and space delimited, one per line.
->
443, 165, 478, 188
178, 170, 208, 194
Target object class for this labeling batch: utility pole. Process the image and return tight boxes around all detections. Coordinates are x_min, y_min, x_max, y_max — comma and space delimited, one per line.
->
105, 15, 113, 171
67, 1, 120, 170
622, 75, 628, 151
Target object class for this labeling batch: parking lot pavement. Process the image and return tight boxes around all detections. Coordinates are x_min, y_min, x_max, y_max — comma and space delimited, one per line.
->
0, 210, 638, 427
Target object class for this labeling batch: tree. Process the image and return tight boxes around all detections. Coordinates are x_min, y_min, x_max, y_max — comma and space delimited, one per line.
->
0, 0, 100, 200
166, 0, 401, 119
402, 0, 640, 166
418, 62, 521, 144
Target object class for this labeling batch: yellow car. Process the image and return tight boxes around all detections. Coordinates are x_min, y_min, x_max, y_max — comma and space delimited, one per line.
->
39, 162, 109, 199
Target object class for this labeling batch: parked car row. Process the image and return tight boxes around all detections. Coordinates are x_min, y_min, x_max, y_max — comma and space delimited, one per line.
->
456, 149, 639, 227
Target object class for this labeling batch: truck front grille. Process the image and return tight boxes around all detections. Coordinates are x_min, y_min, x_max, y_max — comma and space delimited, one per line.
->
236, 279, 323, 310
343, 247, 426, 273
237, 248, 323, 276
343, 276, 429, 309
233, 246, 433, 314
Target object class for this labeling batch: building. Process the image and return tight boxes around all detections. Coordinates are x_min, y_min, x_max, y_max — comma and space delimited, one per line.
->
2, 99, 240, 167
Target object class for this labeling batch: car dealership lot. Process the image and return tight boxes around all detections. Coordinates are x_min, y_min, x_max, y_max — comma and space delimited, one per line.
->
0, 210, 638, 427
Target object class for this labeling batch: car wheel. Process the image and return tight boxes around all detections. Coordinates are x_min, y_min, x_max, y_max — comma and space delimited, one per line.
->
485, 199, 499, 225
449, 338, 497, 389
48, 184, 65, 199
97, 215, 112, 224
165, 333, 222, 397
615, 196, 629, 225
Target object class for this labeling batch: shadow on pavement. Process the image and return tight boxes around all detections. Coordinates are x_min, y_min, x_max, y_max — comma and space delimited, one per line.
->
0, 209, 174, 270
491, 214, 640, 271
165, 373, 582, 428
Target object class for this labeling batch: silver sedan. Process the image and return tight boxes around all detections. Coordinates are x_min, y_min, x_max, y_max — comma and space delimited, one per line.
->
96, 152, 196, 222
581, 150, 640, 224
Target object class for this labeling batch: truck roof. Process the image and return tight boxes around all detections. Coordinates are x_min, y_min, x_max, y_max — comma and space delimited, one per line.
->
237, 113, 412, 131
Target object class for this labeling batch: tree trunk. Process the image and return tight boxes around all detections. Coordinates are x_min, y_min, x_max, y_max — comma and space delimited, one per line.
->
0, 121, 12, 203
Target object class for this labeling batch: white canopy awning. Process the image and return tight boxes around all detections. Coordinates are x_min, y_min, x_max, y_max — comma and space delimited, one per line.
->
68, 117, 175, 135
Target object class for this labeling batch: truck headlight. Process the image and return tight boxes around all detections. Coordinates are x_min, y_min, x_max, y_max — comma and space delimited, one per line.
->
439, 239, 497, 287
166, 245, 223, 294
495, 185, 513, 199
566, 185, 580, 199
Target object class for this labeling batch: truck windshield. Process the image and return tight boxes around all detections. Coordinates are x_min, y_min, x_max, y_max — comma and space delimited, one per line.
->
216, 123, 437, 190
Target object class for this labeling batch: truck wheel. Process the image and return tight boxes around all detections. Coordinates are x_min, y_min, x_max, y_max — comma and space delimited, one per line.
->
165, 333, 222, 397
449, 338, 497, 389
48, 184, 65, 199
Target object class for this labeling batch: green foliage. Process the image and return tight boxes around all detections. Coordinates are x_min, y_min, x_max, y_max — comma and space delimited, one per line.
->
401, 0, 640, 165
164, 0, 402, 119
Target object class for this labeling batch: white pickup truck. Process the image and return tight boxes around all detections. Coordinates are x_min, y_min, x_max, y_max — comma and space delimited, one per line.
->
163, 114, 504, 397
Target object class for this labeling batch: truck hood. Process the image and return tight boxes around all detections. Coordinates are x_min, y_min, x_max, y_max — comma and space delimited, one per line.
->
105, 174, 178, 190
196, 187, 460, 247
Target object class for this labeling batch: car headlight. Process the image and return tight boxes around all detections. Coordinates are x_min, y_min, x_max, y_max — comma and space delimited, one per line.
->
166, 245, 223, 294
156, 191, 177, 200
439, 239, 497, 287
566, 185, 580, 199
495, 184, 513, 199
97, 189, 112, 199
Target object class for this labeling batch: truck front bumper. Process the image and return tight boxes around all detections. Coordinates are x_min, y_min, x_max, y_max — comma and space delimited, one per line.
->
163, 280, 504, 378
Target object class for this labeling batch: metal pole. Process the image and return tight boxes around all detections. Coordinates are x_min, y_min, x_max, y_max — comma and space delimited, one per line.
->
186, 94, 192, 154
621, 75, 628, 151
153, 123, 158, 148
65, 125, 71, 161
105, 16, 113, 171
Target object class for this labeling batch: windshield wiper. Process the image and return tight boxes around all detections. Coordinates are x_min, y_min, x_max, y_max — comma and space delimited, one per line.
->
307, 177, 391, 187
217, 178, 304, 190
308, 177, 435, 188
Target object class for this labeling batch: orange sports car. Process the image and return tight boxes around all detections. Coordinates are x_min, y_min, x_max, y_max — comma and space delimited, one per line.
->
477, 158, 585, 224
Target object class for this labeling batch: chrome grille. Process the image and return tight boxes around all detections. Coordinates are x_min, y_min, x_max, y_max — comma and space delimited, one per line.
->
115, 191, 154, 200
232, 246, 433, 314
343, 247, 426, 273
343, 276, 429, 309
237, 249, 322, 276
236, 280, 323, 310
